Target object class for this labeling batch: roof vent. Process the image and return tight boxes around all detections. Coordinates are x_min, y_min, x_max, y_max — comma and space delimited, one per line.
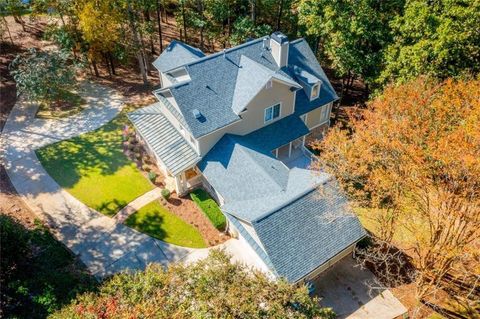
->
192, 109, 202, 119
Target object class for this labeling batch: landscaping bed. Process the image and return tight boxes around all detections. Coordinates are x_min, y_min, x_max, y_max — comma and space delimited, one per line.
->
162, 192, 229, 246
125, 200, 207, 248
190, 189, 226, 231
36, 110, 154, 216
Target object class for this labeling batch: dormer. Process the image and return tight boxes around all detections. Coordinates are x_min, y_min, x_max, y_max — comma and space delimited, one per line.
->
164, 66, 191, 84
292, 66, 322, 101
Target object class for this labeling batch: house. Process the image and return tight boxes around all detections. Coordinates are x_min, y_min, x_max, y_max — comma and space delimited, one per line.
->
128, 32, 366, 283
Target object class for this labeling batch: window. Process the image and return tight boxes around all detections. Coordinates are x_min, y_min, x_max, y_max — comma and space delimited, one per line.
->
311, 83, 320, 100
264, 103, 281, 123
320, 104, 329, 123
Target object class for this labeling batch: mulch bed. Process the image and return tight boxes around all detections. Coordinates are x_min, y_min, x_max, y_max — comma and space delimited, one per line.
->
162, 193, 230, 247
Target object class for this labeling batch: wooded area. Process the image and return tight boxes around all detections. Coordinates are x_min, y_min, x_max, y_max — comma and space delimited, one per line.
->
2, 0, 478, 98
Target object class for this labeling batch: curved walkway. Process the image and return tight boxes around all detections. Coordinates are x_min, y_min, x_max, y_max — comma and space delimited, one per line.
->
0, 82, 196, 279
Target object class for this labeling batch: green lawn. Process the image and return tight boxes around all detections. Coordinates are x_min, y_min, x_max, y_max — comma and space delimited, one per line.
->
125, 201, 207, 248
36, 111, 153, 216
190, 189, 226, 231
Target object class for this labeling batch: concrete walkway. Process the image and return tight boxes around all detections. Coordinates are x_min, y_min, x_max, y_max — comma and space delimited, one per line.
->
0, 82, 198, 279
114, 188, 163, 223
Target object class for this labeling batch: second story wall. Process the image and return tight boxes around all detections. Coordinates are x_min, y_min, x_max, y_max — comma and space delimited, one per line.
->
197, 79, 295, 156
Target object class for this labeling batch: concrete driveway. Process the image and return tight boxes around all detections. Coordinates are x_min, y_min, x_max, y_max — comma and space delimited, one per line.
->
312, 256, 407, 319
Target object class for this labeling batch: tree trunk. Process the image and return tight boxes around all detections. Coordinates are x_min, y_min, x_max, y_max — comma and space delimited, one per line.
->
92, 59, 100, 77
127, 2, 149, 85
156, 0, 164, 51
251, 0, 256, 25
109, 52, 116, 75
276, 0, 284, 31
2, 17, 14, 45
144, 10, 156, 55
181, 1, 187, 42
103, 53, 112, 76
13, 16, 26, 31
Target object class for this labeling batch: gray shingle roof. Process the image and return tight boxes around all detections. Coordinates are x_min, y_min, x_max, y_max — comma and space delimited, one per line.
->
198, 118, 365, 282
152, 40, 205, 73
232, 56, 300, 114
155, 37, 337, 138
198, 123, 328, 221
250, 184, 366, 282
127, 103, 200, 176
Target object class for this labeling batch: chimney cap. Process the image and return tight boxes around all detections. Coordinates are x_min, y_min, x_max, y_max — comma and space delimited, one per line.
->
271, 31, 288, 44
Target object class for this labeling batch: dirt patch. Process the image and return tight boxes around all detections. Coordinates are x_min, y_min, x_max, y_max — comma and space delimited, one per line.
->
0, 166, 38, 229
162, 193, 229, 247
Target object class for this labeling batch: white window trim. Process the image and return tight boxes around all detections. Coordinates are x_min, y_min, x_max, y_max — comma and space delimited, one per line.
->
264, 102, 282, 124
310, 82, 320, 101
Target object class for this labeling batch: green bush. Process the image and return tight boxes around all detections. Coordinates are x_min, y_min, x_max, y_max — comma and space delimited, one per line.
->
148, 172, 157, 182
51, 250, 335, 318
161, 188, 171, 200
190, 189, 226, 231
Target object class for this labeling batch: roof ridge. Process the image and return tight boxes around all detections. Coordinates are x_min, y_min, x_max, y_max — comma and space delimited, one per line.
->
252, 178, 331, 224
227, 135, 286, 191
183, 37, 268, 68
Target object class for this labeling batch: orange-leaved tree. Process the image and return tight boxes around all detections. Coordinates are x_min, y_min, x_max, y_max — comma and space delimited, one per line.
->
312, 77, 480, 314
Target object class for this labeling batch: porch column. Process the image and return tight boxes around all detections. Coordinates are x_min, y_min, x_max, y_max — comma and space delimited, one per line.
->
275, 148, 278, 158
288, 142, 292, 157
174, 175, 182, 194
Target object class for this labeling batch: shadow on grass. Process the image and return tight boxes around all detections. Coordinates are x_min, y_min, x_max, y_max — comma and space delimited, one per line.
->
125, 209, 167, 242
97, 199, 128, 217
35, 115, 131, 189
0, 215, 97, 319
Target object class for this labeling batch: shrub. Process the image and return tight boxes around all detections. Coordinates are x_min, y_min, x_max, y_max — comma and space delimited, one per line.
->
0, 216, 97, 318
9, 48, 77, 104
51, 250, 335, 318
135, 153, 142, 160
190, 189, 226, 231
148, 172, 157, 182
142, 164, 151, 172
161, 188, 170, 200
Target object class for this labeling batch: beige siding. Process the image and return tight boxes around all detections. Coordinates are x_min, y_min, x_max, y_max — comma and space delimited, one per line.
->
305, 102, 332, 130
198, 80, 295, 155
306, 107, 322, 129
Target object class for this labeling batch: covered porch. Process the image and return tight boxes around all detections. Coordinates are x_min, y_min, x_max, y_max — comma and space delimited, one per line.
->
272, 136, 314, 169
128, 104, 201, 195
